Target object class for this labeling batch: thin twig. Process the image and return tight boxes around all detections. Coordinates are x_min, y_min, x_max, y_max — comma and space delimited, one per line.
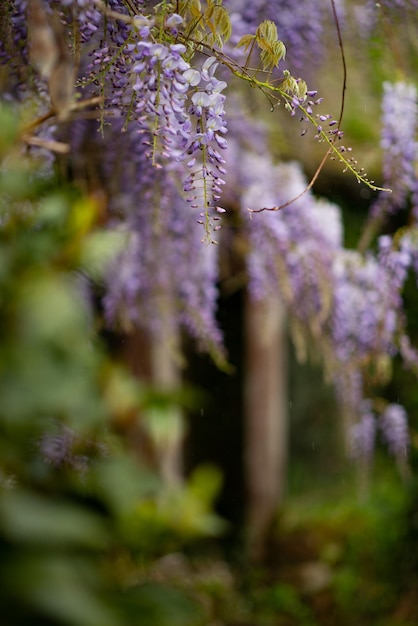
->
249, 149, 332, 213
21, 96, 104, 136
250, 0, 347, 214
331, 0, 347, 131
22, 135, 70, 153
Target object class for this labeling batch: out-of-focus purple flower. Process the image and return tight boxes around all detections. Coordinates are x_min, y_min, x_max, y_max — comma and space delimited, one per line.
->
349, 400, 410, 463
39, 427, 74, 467
380, 403, 409, 458
350, 403, 376, 460
399, 333, 418, 370
384, 0, 418, 6
39, 424, 105, 474
0, 0, 28, 62
353, 0, 418, 39
370, 81, 418, 218
102, 124, 224, 360
235, 144, 342, 334
331, 242, 409, 364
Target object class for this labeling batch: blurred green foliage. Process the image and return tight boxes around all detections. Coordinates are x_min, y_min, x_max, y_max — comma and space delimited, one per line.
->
251, 583, 318, 626
270, 467, 418, 626
0, 104, 226, 626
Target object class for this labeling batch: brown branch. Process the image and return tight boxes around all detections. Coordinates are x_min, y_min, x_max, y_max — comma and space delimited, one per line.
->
22, 135, 70, 153
21, 96, 104, 135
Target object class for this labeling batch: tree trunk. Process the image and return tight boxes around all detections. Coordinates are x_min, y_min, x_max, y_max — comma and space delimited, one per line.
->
244, 291, 288, 561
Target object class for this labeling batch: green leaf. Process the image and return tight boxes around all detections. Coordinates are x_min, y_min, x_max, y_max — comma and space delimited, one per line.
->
236, 34, 256, 51
0, 105, 19, 154
188, 464, 223, 505
256, 20, 278, 48
119, 583, 203, 626
272, 40, 286, 63
0, 490, 109, 548
80, 230, 127, 281
16, 554, 120, 626
90, 455, 160, 515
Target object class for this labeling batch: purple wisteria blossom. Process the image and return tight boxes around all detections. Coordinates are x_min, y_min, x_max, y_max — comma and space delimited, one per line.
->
353, 0, 418, 39
370, 81, 418, 218
52, 2, 227, 354
0, 0, 28, 63
130, 39, 193, 162
379, 403, 409, 459
48, 0, 103, 42
350, 403, 376, 461
332, 252, 396, 363
2, 0, 416, 469
103, 195, 224, 360
331, 230, 414, 368
329, 235, 413, 459
102, 123, 224, 360
88, 22, 229, 237
350, 402, 410, 465
231, 143, 342, 335
39, 424, 107, 474
181, 56, 229, 240
226, 116, 413, 460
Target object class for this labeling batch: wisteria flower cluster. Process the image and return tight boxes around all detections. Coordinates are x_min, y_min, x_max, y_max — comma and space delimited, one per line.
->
226, 108, 416, 461
332, 250, 399, 363
327, 234, 416, 452
102, 136, 225, 363
39, 423, 107, 474
243, 157, 341, 330
350, 402, 409, 464
85, 10, 230, 240
227, 128, 341, 335
1, 0, 417, 469
370, 81, 418, 219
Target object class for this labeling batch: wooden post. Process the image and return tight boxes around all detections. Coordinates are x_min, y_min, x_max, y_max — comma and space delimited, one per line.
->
244, 290, 288, 561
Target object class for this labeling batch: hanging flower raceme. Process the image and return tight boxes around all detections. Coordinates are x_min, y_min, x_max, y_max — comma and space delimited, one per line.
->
123, 39, 229, 238
1, 0, 416, 463
182, 56, 229, 242
81, 6, 230, 238
102, 124, 225, 362
370, 81, 418, 219
380, 403, 409, 459
330, 233, 413, 463
349, 402, 377, 461
227, 120, 413, 460
59, 0, 102, 42
131, 39, 192, 162
331, 245, 407, 365
349, 401, 410, 466
332, 229, 416, 370
236, 147, 341, 338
